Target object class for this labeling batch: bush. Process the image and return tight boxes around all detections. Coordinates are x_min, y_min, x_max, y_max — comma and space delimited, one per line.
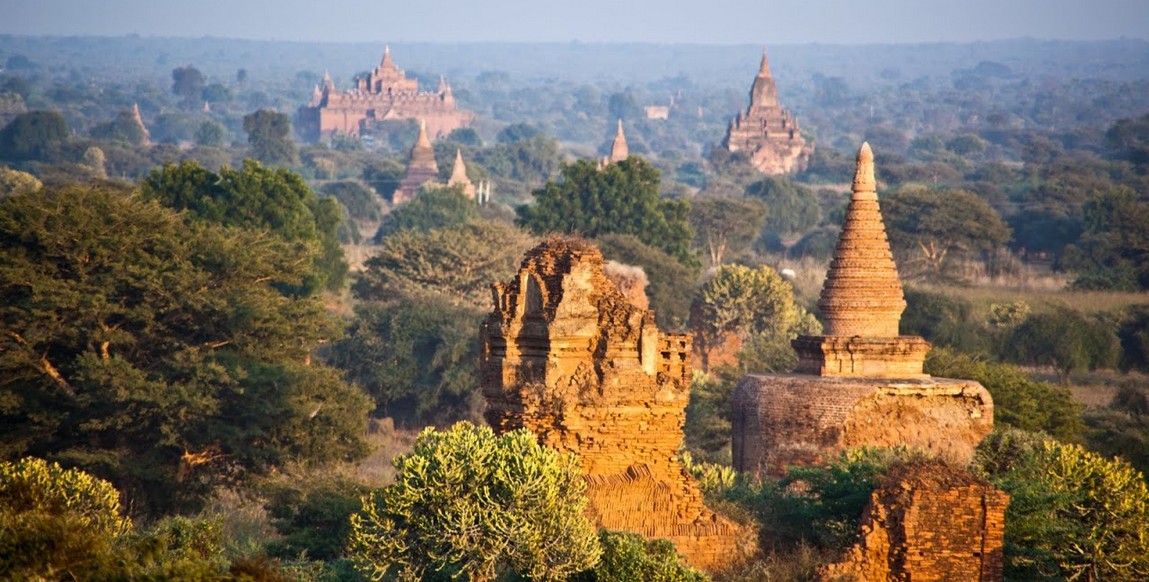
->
348, 422, 601, 582
573, 530, 705, 582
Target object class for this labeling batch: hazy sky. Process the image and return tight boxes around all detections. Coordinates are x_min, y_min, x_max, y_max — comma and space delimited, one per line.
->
3, 0, 1148, 44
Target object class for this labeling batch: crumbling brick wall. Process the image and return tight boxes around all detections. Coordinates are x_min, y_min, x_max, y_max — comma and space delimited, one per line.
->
480, 238, 746, 571
820, 462, 1008, 582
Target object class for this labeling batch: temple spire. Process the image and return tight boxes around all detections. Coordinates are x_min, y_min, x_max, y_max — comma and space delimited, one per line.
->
448, 149, 477, 199
816, 142, 905, 337
758, 47, 771, 77
415, 119, 432, 149
609, 119, 629, 163
381, 45, 394, 69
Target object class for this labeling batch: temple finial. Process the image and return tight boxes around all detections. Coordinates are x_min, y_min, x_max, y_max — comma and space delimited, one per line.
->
852, 142, 876, 198
609, 119, 629, 163
758, 48, 771, 76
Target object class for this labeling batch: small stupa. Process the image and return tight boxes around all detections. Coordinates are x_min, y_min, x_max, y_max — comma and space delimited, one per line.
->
731, 144, 993, 477
447, 149, 476, 199
600, 119, 629, 167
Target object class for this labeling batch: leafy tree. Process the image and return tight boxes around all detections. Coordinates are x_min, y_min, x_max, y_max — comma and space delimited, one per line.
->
446, 127, 483, 147
688, 195, 768, 268
374, 185, 480, 240
743, 176, 819, 236
0, 186, 369, 512
171, 65, 206, 108
195, 120, 227, 147
357, 221, 534, 309
263, 474, 370, 562
901, 288, 994, 355
595, 233, 698, 330
141, 159, 347, 292
321, 180, 382, 222
992, 441, 1149, 581
689, 264, 819, 373
924, 348, 1084, 442
1061, 187, 1149, 290
243, 108, 299, 167
1005, 306, 1119, 385
0, 110, 68, 161
1117, 305, 1149, 372
349, 422, 601, 582
90, 108, 150, 146
882, 186, 1011, 277
496, 122, 542, 144
574, 530, 704, 582
0, 166, 41, 198
789, 227, 839, 260
1105, 112, 1149, 173
518, 157, 696, 266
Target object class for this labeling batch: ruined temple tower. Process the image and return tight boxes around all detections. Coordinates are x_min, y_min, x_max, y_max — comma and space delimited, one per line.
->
731, 144, 993, 476
608, 119, 629, 163
480, 239, 745, 571
722, 49, 812, 174
393, 121, 440, 205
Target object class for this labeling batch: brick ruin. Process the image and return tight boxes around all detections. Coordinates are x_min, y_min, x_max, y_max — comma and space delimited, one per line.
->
819, 462, 1008, 582
297, 47, 474, 142
732, 143, 994, 477
479, 238, 745, 571
722, 49, 813, 174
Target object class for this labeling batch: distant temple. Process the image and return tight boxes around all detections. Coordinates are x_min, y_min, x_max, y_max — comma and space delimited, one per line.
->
393, 121, 488, 205
722, 49, 812, 174
297, 47, 475, 143
599, 120, 629, 167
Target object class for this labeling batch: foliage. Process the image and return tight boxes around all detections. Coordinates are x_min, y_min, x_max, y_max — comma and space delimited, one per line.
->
925, 348, 1084, 441
263, 475, 370, 562
244, 108, 299, 167
321, 180, 382, 223
171, 65, 206, 107
1062, 187, 1149, 291
141, 159, 347, 292
882, 186, 1011, 277
902, 288, 994, 355
688, 195, 768, 268
517, 157, 696, 267
375, 185, 480, 239
90, 108, 150, 146
357, 221, 535, 309
743, 176, 819, 236
573, 530, 705, 582
689, 264, 820, 373
683, 366, 742, 462
595, 233, 699, 330
0, 165, 42, 197
991, 440, 1149, 581
330, 297, 484, 426
348, 422, 601, 582
788, 227, 839, 260
0, 186, 369, 513
0, 109, 68, 161
1004, 306, 1120, 385
1117, 305, 1149, 372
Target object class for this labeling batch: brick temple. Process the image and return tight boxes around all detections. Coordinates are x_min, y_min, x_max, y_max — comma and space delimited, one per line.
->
722, 49, 813, 174
297, 47, 474, 142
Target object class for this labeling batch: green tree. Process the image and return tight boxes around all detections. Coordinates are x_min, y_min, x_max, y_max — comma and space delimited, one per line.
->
0, 166, 41, 198
195, 120, 227, 147
348, 422, 601, 582
171, 65, 206, 108
1005, 306, 1119, 385
517, 157, 696, 266
0, 110, 68, 161
243, 108, 299, 167
992, 441, 1149, 581
688, 195, 768, 268
0, 186, 369, 512
1061, 187, 1149, 290
374, 185, 480, 240
743, 176, 819, 236
141, 159, 346, 292
90, 109, 150, 146
689, 264, 820, 373
882, 186, 1011, 277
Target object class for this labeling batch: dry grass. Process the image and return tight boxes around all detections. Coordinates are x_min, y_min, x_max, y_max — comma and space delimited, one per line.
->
352, 418, 421, 486
915, 283, 1149, 315
711, 544, 836, 582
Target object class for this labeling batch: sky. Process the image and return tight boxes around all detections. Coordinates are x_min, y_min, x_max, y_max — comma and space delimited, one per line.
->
2, 0, 1148, 44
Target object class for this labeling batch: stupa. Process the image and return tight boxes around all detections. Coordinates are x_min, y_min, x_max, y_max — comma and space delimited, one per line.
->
392, 120, 440, 204
731, 144, 994, 477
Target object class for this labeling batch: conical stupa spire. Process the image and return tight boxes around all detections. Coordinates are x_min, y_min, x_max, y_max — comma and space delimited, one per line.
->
381, 45, 394, 68
415, 119, 432, 150
609, 119, 629, 163
448, 149, 477, 199
758, 47, 771, 77
816, 143, 906, 337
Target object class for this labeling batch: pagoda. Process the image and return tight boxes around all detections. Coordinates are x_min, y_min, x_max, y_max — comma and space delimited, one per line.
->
722, 49, 812, 174
731, 144, 993, 477
393, 121, 440, 204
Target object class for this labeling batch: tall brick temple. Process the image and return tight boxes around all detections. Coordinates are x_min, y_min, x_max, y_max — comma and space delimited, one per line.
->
297, 47, 474, 142
722, 49, 813, 174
